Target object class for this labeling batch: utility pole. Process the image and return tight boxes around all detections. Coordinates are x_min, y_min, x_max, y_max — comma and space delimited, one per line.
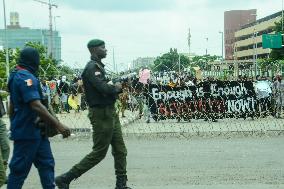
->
178, 53, 181, 76
281, 0, 283, 33
187, 28, 191, 58
233, 43, 239, 78
33, 0, 57, 59
250, 13, 258, 78
112, 47, 116, 74
219, 31, 224, 60
205, 37, 208, 55
253, 29, 258, 79
2, 0, 9, 81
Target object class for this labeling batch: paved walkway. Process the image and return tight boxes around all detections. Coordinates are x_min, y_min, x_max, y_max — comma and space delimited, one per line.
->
124, 117, 284, 134
1, 109, 139, 131
2, 110, 284, 136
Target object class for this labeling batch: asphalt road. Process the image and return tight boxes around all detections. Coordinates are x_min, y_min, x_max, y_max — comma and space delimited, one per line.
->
18, 135, 284, 189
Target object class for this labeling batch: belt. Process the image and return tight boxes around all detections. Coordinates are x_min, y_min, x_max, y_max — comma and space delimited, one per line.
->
90, 104, 114, 108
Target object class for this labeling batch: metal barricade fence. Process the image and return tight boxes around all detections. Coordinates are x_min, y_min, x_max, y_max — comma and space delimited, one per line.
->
1, 61, 284, 139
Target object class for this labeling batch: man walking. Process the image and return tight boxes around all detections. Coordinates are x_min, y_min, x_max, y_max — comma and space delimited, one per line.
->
7, 47, 71, 189
55, 39, 132, 189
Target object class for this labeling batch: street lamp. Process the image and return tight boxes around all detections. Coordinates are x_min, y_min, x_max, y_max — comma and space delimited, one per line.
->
219, 31, 224, 60
205, 37, 208, 55
2, 0, 9, 81
251, 13, 258, 78
233, 43, 239, 78
253, 30, 259, 78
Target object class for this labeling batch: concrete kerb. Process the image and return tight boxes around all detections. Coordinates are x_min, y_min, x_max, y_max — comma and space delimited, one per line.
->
3, 109, 284, 139
65, 110, 140, 138
122, 130, 284, 140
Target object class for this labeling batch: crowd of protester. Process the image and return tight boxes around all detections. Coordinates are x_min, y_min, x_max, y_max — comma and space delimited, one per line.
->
117, 70, 284, 122
40, 75, 87, 114
38, 70, 284, 123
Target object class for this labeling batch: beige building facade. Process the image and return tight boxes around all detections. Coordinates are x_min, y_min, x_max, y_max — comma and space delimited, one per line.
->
204, 11, 282, 80
234, 11, 282, 60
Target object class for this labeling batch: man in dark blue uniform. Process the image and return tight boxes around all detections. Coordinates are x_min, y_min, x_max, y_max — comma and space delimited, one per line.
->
7, 47, 71, 189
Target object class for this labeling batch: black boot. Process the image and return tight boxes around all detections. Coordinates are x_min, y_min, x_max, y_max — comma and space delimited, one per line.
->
115, 175, 132, 189
55, 172, 77, 189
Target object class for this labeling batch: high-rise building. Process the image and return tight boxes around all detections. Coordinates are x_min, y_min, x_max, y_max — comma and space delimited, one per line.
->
224, 9, 256, 60
0, 12, 61, 61
9, 12, 20, 28
234, 11, 282, 60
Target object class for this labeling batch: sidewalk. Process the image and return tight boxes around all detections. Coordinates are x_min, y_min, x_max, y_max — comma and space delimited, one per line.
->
2, 110, 284, 137
1, 109, 140, 132
123, 116, 284, 136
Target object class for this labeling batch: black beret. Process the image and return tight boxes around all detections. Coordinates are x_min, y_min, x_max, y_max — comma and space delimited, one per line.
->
87, 39, 105, 48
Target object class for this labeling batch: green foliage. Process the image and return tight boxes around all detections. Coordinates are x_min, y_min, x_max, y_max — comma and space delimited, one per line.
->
57, 65, 75, 79
257, 58, 284, 76
271, 18, 284, 60
190, 55, 221, 70
152, 48, 190, 72
0, 42, 75, 90
274, 17, 283, 33
25, 42, 59, 79
0, 48, 18, 89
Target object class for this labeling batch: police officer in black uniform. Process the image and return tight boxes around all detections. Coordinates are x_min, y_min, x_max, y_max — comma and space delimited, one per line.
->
55, 39, 132, 189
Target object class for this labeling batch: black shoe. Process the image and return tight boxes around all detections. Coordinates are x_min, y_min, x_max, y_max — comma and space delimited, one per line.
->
55, 172, 76, 189
115, 175, 132, 189
115, 186, 132, 189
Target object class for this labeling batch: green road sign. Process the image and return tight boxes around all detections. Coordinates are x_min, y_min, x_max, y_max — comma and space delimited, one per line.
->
262, 33, 282, 49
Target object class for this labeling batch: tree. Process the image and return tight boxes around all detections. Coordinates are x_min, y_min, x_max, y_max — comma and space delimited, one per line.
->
0, 48, 19, 89
152, 48, 190, 72
257, 57, 284, 76
25, 42, 59, 79
57, 65, 75, 78
18, 42, 75, 79
190, 55, 221, 70
0, 42, 75, 90
270, 18, 284, 60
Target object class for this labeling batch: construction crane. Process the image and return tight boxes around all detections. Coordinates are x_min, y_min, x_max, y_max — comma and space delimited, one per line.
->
33, 0, 58, 58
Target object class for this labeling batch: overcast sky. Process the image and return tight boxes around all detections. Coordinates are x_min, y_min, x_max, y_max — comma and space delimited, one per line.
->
0, 0, 281, 71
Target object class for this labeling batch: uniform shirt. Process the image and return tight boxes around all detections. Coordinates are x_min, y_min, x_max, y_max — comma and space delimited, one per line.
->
8, 69, 42, 140
82, 59, 121, 107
